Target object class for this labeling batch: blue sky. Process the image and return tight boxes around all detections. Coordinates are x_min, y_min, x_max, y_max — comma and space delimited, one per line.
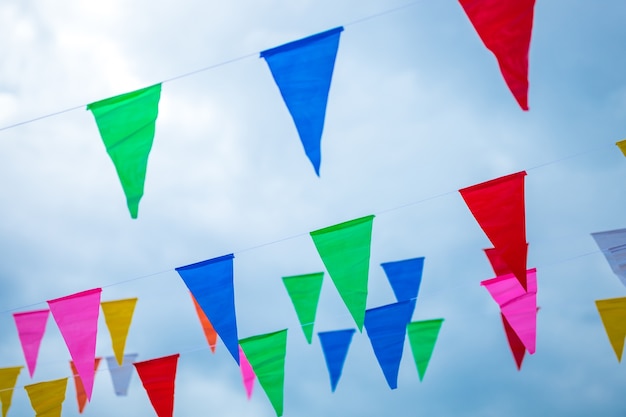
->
0, 0, 625, 416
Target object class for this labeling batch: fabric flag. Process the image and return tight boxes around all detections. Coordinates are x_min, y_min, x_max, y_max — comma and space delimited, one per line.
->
47, 288, 102, 401
484, 247, 512, 276
318, 329, 355, 392
364, 300, 414, 389
176, 254, 239, 364
0, 367, 22, 417
261, 27, 343, 176
501, 312, 526, 370
282, 272, 324, 343
87, 83, 162, 218
24, 378, 68, 417
406, 319, 444, 381
239, 346, 255, 400
13, 309, 49, 377
591, 228, 626, 288
190, 293, 218, 353
459, 171, 528, 289
106, 353, 138, 396
595, 297, 626, 362
239, 329, 288, 417
458, 0, 535, 110
310, 215, 375, 331
380, 257, 425, 305
70, 358, 101, 414
134, 354, 179, 417
101, 298, 137, 366
481, 268, 537, 354
617, 140, 626, 157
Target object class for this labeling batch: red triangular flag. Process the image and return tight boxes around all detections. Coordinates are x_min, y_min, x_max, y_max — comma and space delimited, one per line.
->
134, 354, 179, 417
501, 313, 525, 370
70, 358, 101, 413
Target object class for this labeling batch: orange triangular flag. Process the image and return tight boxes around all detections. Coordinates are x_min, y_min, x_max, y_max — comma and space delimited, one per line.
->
596, 297, 626, 362
0, 367, 22, 417
24, 378, 68, 417
101, 298, 138, 365
70, 358, 101, 413
190, 293, 217, 352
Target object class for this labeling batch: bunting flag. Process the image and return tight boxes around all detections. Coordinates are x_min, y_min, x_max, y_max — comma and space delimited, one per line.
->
481, 268, 537, 354
190, 293, 218, 353
591, 228, 626, 287
458, 0, 535, 110
24, 378, 68, 417
176, 254, 240, 364
13, 309, 49, 377
380, 257, 425, 305
239, 346, 255, 400
617, 139, 626, 157
282, 272, 324, 343
318, 329, 355, 392
70, 358, 101, 414
101, 298, 138, 366
47, 288, 102, 401
484, 247, 512, 276
0, 367, 22, 417
106, 353, 138, 396
364, 300, 414, 389
134, 354, 180, 417
239, 329, 288, 417
310, 215, 375, 331
502, 313, 526, 370
459, 171, 529, 289
406, 319, 444, 381
595, 297, 626, 362
261, 27, 343, 176
86, 83, 162, 218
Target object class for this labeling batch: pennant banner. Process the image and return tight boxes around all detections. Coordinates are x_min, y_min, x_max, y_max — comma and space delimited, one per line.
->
87, 83, 162, 218
282, 272, 324, 343
261, 27, 343, 176
381, 257, 425, 304
0, 367, 22, 417
406, 319, 444, 381
134, 354, 180, 417
190, 293, 218, 353
106, 353, 138, 396
13, 309, 49, 378
101, 298, 138, 366
24, 378, 68, 417
595, 297, 626, 362
47, 288, 102, 402
310, 215, 375, 331
240, 329, 288, 417
502, 313, 527, 370
70, 358, 101, 414
591, 228, 626, 288
176, 254, 240, 364
318, 329, 356, 392
239, 346, 256, 400
617, 140, 626, 157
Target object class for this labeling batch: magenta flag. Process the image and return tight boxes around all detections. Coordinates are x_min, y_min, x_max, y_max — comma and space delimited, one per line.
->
13, 309, 50, 378
47, 288, 102, 401
239, 346, 255, 399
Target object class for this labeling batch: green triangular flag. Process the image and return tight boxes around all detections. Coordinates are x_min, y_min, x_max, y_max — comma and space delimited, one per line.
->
239, 329, 288, 416
310, 215, 374, 331
282, 272, 324, 344
87, 83, 162, 219
407, 319, 444, 381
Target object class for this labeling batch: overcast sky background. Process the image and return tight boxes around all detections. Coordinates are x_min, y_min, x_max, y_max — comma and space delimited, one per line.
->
0, 0, 625, 416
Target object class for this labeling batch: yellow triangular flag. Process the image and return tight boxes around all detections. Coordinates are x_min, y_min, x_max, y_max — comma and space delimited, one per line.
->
617, 140, 626, 157
0, 367, 22, 417
596, 297, 626, 362
101, 298, 138, 365
24, 378, 68, 417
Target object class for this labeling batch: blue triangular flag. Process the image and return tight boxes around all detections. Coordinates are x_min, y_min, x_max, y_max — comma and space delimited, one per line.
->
318, 329, 356, 392
176, 254, 240, 364
381, 257, 425, 305
261, 27, 343, 176
364, 300, 414, 389
106, 353, 138, 396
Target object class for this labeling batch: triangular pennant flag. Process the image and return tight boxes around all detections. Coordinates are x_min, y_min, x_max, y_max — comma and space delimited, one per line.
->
101, 298, 137, 366
381, 257, 425, 305
595, 297, 626, 362
502, 313, 526, 370
282, 272, 324, 343
310, 215, 375, 331
24, 378, 68, 417
364, 300, 414, 389
318, 329, 356, 392
47, 288, 102, 401
0, 367, 22, 417
484, 247, 513, 277
406, 319, 444, 381
70, 358, 101, 414
176, 254, 239, 364
134, 354, 179, 417
190, 293, 218, 352
261, 27, 343, 175
239, 346, 255, 400
239, 329, 288, 417
106, 353, 138, 396
87, 83, 162, 218
459, 171, 528, 289
617, 140, 626, 157
591, 228, 626, 288
458, 0, 535, 110
481, 268, 537, 354
13, 309, 49, 378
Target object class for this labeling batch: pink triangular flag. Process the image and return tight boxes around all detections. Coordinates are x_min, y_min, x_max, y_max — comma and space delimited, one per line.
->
239, 346, 255, 399
13, 310, 50, 378
47, 288, 102, 401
